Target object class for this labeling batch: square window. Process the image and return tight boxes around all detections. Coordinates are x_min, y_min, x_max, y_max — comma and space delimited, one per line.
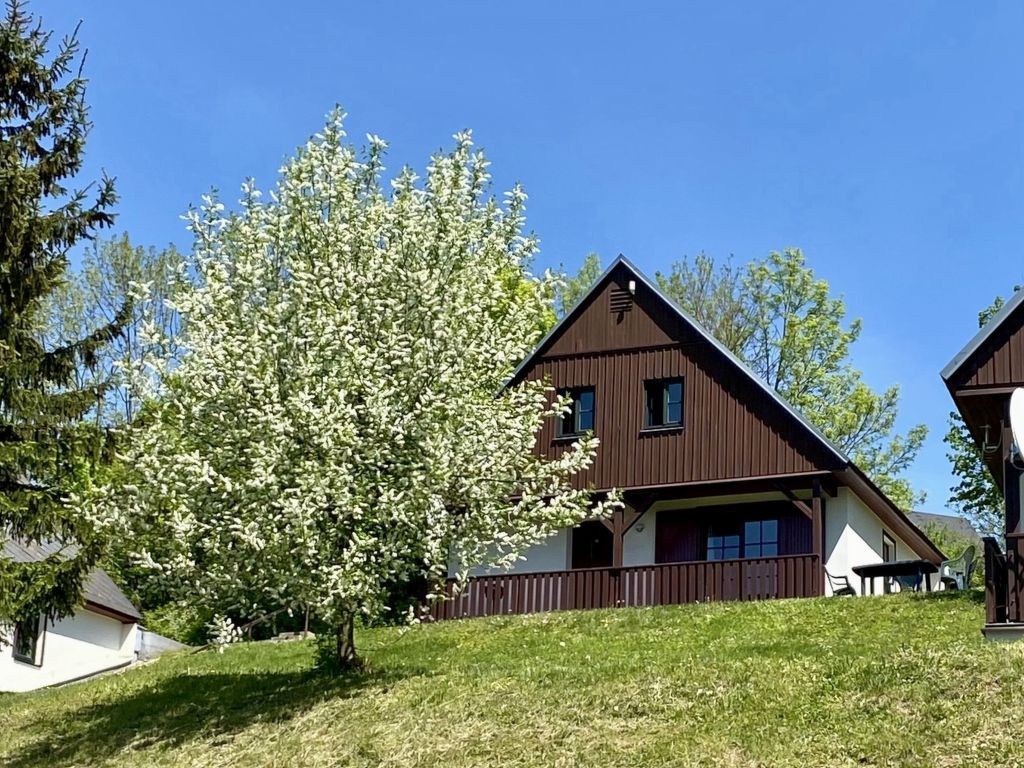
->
644, 378, 684, 428
558, 387, 596, 437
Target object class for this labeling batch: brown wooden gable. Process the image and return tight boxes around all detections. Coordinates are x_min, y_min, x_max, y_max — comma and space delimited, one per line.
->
942, 289, 1024, 485
514, 260, 845, 491
947, 299, 1024, 391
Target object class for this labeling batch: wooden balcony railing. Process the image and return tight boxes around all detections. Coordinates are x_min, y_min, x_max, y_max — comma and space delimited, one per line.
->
428, 553, 821, 621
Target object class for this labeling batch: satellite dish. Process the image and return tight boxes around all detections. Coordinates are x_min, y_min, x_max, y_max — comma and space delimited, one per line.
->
1009, 388, 1024, 462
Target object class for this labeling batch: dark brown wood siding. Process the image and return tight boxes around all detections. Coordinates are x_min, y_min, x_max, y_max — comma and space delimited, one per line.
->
952, 303, 1024, 389
654, 502, 812, 563
517, 264, 839, 491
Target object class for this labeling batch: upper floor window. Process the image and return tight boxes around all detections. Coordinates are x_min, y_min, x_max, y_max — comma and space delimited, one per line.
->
644, 378, 684, 429
12, 614, 42, 666
558, 387, 595, 436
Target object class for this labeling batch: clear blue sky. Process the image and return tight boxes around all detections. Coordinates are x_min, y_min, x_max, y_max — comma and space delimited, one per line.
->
31, 1, 1024, 513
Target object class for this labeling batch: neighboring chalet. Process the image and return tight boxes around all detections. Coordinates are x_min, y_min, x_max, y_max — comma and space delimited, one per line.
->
943, 287, 1024, 639
1, 540, 141, 692
432, 257, 942, 619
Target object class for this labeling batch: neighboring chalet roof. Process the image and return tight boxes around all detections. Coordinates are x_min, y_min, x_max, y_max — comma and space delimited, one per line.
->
512, 255, 944, 563
2, 538, 142, 623
939, 285, 1024, 485
941, 284, 1024, 384
908, 512, 981, 547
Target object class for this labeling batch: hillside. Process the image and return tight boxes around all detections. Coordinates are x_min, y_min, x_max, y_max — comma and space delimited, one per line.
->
2, 592, 1024, 767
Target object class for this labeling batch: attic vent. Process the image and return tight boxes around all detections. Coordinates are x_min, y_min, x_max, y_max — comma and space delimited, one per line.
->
609, 286, 634, 314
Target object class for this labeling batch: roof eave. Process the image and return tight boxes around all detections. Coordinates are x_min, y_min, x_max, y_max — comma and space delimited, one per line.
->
941, 285, 1024, 384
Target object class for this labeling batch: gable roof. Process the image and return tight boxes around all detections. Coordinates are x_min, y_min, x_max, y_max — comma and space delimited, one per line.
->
2, 539, 142, 623
514, 255, 849, 464
514, 255, 943, 563
941, 284, 1024, 383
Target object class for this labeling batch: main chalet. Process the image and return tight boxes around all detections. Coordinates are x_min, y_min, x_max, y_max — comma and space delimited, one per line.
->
432, 257, 942, 619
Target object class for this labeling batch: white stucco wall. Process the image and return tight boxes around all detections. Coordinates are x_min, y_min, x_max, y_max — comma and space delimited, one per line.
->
0, 609, 137, 693
823, 487, 931, 595
450, 528, 570, 577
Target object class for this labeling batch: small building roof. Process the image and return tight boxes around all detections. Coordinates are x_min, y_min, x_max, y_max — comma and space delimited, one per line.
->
2, 538, 142, 623
907, 512, 981, 546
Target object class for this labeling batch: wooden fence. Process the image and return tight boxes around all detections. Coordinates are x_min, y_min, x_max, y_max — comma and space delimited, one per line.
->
428, 554, 821, 621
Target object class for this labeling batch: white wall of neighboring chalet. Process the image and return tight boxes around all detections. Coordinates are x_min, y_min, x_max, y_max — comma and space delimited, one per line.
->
0, 609, 137, 693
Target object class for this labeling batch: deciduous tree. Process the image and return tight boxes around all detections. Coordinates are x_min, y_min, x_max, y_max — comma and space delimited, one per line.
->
98, 112, 612, 666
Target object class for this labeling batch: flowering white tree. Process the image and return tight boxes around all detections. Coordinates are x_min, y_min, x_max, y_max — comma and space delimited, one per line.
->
101, 110, 612, 666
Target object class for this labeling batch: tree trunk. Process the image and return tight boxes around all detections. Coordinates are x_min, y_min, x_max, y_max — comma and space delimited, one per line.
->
335, 613, 358, 668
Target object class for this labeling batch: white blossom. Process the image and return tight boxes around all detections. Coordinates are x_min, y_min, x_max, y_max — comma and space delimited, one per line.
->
92, 108, 616, 636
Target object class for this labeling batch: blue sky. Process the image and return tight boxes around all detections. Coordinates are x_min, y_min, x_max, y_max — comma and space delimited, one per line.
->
31, 2, 1024, 513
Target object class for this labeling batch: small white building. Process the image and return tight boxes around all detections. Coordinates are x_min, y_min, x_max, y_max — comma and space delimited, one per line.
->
1, 540, 141, 693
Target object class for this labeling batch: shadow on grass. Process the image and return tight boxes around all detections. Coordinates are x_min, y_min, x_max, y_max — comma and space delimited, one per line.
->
6, 658, 426, 768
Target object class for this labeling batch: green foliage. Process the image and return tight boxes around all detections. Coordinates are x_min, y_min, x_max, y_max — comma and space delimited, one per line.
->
656, 252, 755, 353
944, 293, 1009, 537
3, 593, 1017, 767
918, 521, 982, 586
945, 411, 1004, 538
0, 1, 127, 629
141, 601, 212, 646
42, 235, 185, 614
554, 252, 602, 316
654, 248, 926, 509
42, 234, 183, 426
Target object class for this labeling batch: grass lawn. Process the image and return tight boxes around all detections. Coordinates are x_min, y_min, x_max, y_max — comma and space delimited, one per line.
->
3, 591, 1024, 767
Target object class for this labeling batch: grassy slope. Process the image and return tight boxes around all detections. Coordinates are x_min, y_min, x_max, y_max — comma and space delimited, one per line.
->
3, 592, 1024, 768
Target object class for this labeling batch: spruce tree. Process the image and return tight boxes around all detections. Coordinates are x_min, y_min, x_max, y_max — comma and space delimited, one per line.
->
0, 1, 128, 630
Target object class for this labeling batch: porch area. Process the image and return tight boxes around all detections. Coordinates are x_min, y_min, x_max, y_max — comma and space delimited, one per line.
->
429, 554, 821, 620
432, 474, 831, 621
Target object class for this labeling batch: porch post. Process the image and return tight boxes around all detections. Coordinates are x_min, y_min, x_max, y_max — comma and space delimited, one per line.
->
812, 480, 824, 596
611, 498, 650, 569
611, 507, 625, 568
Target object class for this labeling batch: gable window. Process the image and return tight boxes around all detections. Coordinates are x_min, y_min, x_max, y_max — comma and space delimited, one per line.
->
644, 378, 684, 429
882, 532, 897, 563
558, 387, 595, 436
12, 615, 43, 666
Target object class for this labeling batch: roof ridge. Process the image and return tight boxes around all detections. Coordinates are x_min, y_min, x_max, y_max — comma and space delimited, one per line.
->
512, 254, 850, 466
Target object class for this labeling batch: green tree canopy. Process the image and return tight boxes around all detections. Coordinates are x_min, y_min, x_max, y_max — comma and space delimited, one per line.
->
0, 1, 127, 630
555, 252, 602, 317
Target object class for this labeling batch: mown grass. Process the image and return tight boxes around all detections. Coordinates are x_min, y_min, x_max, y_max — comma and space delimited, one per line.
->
3, 591, 1023, 767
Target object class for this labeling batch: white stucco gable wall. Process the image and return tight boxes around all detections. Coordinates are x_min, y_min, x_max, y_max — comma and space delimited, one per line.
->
824, 487, 932, 595
0, 609, 137, 693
